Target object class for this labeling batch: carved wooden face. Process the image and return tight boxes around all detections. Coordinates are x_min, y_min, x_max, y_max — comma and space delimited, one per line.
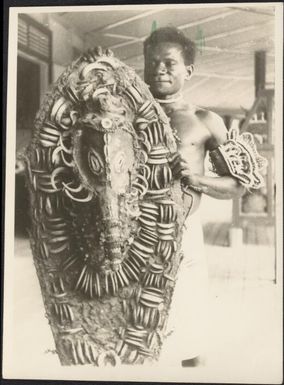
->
72, 119, 139, 263
74, 125, 136, 195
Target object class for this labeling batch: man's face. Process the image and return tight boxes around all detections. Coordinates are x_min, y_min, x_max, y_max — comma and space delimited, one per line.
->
144, 42, 190, 98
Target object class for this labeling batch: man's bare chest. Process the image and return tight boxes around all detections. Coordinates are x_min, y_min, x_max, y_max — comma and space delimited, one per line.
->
166, 109, 211, 149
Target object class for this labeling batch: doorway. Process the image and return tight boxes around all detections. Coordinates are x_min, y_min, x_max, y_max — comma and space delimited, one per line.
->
15, 55, 41, 237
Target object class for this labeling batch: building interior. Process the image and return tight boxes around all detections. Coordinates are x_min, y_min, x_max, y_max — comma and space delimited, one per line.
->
9, 4, 281, 383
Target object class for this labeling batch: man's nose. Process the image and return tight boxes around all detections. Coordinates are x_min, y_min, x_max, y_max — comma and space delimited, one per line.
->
155, 62, 167, 75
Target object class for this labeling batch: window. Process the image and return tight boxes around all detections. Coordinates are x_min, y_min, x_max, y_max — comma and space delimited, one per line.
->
18, 14, 52, 81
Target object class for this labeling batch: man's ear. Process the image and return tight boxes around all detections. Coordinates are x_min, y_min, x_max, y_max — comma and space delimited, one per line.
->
185, 64, 194, 80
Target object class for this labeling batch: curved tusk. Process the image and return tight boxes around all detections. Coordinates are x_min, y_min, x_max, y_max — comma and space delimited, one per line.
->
70, 110, 78, 125
59, 135, 73, 154
138, 132, 151, 153
56, 103, 70, 128
143, 164, 151, 179
64, 188, 93, 202
61, 151, 74, 167
135, 174, 149, 189
41, 125, 60, 137
51, 166, 69, 191
132, 182, 147, 197
62, 181, 84, 193
139, 149, 149, 164
51, 146, 63, 164
50, 97, 65, 121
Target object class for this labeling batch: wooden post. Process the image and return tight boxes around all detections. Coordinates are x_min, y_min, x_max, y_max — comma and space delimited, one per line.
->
255, 50, 266, 97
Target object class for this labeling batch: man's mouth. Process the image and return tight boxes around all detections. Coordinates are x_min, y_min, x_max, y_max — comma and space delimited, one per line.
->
153, 79, 171, 84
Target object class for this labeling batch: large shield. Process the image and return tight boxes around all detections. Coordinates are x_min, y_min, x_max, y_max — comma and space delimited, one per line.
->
25, 47, 193, 366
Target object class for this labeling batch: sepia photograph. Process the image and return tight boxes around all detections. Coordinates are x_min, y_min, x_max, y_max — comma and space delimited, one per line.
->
3, 2, 283, 383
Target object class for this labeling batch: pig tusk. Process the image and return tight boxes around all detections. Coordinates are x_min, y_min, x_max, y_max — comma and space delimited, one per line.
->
59, 135, 73, 154
64, 188, 93, 202
51, 166, 70, 191
62, 181, 84, 193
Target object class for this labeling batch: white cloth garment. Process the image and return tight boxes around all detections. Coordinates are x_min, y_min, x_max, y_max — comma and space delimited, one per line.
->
158, 210, 209, 365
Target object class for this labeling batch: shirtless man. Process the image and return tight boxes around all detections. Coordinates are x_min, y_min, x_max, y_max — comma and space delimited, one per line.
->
143, 27, 245, 209
143, 27, 246, 367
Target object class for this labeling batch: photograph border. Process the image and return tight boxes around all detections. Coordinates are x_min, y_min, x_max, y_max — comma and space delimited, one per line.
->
2, 1, 283, 383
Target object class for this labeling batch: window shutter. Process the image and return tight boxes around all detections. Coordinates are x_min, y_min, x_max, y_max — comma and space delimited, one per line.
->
28, 25, 50, 58
18, 15, 51, 62
18, 17, 28, 46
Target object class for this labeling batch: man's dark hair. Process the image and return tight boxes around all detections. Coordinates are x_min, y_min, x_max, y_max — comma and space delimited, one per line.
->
143, 26, 196, 65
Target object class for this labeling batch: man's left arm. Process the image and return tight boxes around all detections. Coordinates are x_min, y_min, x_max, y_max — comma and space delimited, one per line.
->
171, 111, 246, 200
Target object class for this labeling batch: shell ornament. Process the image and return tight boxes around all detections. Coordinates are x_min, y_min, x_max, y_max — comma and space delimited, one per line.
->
209, 126, 268, 190
25, 47, 193, 366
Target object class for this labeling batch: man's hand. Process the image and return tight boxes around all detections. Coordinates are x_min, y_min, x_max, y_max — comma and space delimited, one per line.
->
168, 153, 198, 186
168, 152, 245, 199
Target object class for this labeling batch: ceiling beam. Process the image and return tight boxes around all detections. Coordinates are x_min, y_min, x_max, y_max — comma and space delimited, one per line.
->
124, 43, 273, 64
104, 33, 140, 41
130, 61, 256, 80
196, 43, 274, 69
199, 85, 251, 108
205, 21, 272, 42
217, 78, 240, 91
132, 66, 256, 81
232, 37, 274, 54
195, 51, 253, 70
194, 72, 253, 81
115, 18, 273, 59
108, 8, 238, 50
197, 45, 274, 57
176, 9, 239, 30
86, 9, 162, 35
110, 38, 144, 50
206, 107, 247, 116
228, 6, 275, 16
103, 9, 162, 30
49, 13, 84, 40
229, 87, 253, 108
123, 43, 269, 64
183, 77, 210, 94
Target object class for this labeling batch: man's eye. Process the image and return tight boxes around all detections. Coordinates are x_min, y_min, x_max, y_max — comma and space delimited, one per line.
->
166, 60, 176, 67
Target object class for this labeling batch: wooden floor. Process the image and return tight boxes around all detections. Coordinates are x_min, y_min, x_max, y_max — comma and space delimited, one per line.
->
203, 222, 275, 247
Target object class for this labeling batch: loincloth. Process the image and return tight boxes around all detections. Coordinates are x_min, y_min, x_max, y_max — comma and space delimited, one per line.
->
158, 210, 209, 365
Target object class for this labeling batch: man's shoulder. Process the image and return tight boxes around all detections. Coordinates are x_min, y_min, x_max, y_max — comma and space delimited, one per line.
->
182, 103, 224, 127
194, 107, 228, 147
194, 107, 224, 128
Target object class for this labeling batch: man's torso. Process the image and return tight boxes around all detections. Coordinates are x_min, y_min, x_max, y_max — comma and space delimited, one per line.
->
162, 101, 213, 214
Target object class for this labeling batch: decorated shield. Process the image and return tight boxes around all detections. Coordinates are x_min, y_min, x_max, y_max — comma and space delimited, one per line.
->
24, 47, 193, 366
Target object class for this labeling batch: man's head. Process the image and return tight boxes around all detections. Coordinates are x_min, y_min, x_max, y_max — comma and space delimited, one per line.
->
143, 27, 196, 99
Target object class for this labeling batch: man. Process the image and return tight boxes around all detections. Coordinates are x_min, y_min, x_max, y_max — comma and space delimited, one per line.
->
144, 27, 245, 203
143, 27, 263, 367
